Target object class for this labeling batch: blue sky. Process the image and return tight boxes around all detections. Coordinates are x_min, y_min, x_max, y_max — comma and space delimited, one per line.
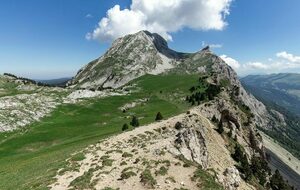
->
1, 0, 300, 79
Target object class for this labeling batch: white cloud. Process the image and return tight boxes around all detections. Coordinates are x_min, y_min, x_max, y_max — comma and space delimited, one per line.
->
220, 55, 240, 69
86, 14, 93, 18
229, 51, 300, 76
87, 0, 233, 42
276, 51, 300, 64
245, 62, 269, 70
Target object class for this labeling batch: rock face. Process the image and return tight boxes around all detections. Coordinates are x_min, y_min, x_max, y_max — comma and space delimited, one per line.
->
68, 31, 221, 90
221, 167, 242, 190
0, 92, 61, 132
67, 31, 184, 89
174, 117, 209, 169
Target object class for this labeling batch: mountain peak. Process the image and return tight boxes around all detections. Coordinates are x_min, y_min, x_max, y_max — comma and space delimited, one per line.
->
68, 30, 224, 89
121, 30, 175, 57
201, 45, 210, 52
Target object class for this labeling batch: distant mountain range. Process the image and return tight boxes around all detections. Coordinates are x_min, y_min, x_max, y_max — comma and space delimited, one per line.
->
36, 77, 71, 87
241, 73, 300, 116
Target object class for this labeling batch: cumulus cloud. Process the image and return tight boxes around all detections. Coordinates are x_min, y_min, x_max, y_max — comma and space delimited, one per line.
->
226, 51, 300, 76
87, 0, 233, 42
276, 51, 300, 63
245, 62, 269, 70
220, 55, 240, 69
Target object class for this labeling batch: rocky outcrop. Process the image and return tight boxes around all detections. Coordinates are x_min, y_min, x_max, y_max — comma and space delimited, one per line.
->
175, 124, 209, 169
0, 93, 61, 132
220, 167, 242, 190
221, 109, 241, 129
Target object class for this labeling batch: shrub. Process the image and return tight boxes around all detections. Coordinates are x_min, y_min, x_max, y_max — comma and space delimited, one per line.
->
122, 152, 133, 158
251, 156, 270, 185
102, 159, 114, 167
217, 122, 224, 134
101, 155, 114, 167
234, 135, 238, 141
183, 163, 191, 168
122, 123, 129, 131
140, 169, 157, 188
155, 112, 163, 121
70, 153, 86, 162
191, 167, 223, 189
120, 171, 137, 180
227, 128, 233, 138
232, 145, 244, 162
175, 122, 183, 130
155, 166, 168, 176
120, 161, 127, 166
269, 170, 293, 190
211, 115, 218, 123
249, 130, 258, 150
130, 116, 139, 127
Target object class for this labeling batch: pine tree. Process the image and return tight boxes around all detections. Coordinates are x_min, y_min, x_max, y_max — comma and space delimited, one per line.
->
250, 156, 269, 186
175, 122, 182, 130
232, 145, 244, 162
122, 123, 129, 131
227, 128, 233, 138
240, 154, 252, 181
249, 130, 257, 150
269, 170, 291, 190
130, 116, 139, 127
217, 121, 224, 134
155, 112, 163, 121
234, 134, 238, 141
211, 115, 218, 123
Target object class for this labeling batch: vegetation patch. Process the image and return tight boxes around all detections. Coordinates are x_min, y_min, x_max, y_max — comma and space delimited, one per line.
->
69, 168, 95, 190
120, 170, 137, 180
101, 187, 120, 190
70, 153, 86, 162
155, 166, 168, 176
140, 169, 157, 188
177, 155, 195, 168
191, 167, 223, 190
122, 152, 133, 158
100, 155, 114, 167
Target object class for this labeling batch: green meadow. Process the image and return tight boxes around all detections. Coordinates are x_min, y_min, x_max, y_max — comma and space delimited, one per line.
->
0, 74, 201, 189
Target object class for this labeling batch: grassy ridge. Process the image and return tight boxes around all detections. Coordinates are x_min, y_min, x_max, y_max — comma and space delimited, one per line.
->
0, 74, 199, 189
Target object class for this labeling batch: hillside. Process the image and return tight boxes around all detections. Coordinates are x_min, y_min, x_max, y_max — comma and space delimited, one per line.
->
0, 31, 297, 190
241, 74, 300, 159
37, 78, 71, 87
241, 73, 300, 116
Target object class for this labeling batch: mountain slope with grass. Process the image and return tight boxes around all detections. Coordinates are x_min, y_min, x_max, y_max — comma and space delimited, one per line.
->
241, 73, 300, 116
0, 31, 298, 190
241, 74, 300, 160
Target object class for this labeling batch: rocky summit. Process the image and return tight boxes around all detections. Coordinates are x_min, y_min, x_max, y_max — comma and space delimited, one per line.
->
67, 31, 216, 90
